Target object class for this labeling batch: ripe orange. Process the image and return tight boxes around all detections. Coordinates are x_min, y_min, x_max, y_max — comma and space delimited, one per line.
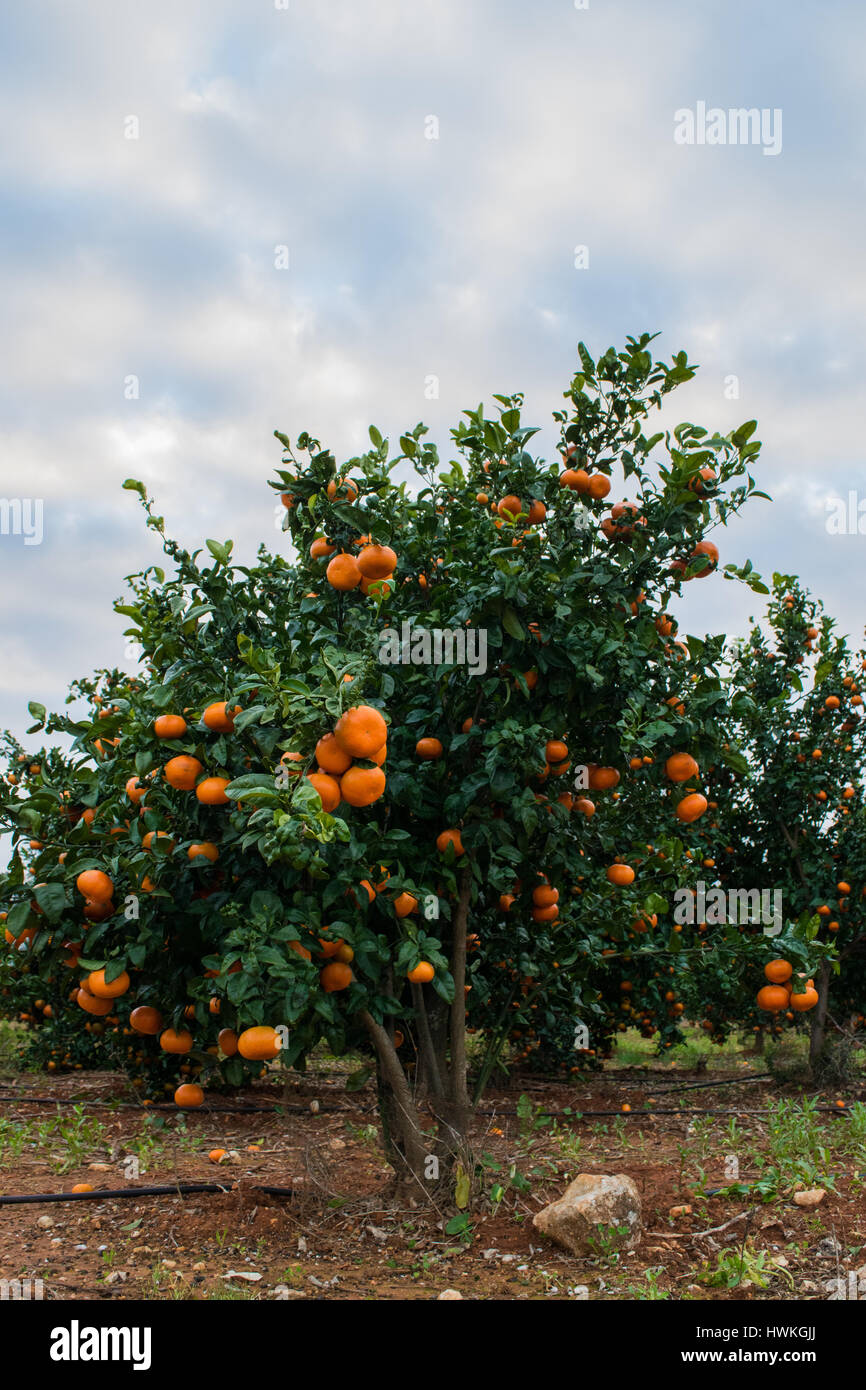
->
159, 1028, 193, 1054
174, 1083, 204, 1108
188, 841, 219, 863
436, 828, 465, 856
756, 985, 789, 1013
407, 961, 435, 984
142, 830, 175, 854
606, 864, 635, 887
665, 752, 699, 783
415, 737, 443, 760
574, 798, 596, 817
326, 553, 363, 590
689, 539, 719, 577
310, 537, 336, 559
587, 473, 611, 500
393, 892, 418, 917
195, 777, 231, 805
76, 989, 112, 1016
545, 740, 568, 764
238, 1026, 282, 1060
164, 755, 204, 791
676, 793, 708, 824
87, 969, 130, 999
154, 714, 188, 739
340, 765, 386, 807
588, 766, 620, 791
357, 544, 398, 579
306, 771, 342, 813
789, 986, 819, 1012
209, 1149, 228, 1163
126, 776, 148, 803
75, 869, 113, 902
320, 961, 353, 992
218, 1028, 238, 1056
203, 701, 239, 733
315, 732, 353, 775
532, 885, 559, 907
763, 960, 792, 984
71, 1183, 94, 1193
327, 477, 359, 501
497, 495, 523, 520
130, 1006, 163, 1035
334, 705, 388, 758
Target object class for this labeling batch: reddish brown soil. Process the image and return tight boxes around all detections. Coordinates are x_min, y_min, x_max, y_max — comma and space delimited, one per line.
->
0, 1066, 863, 1300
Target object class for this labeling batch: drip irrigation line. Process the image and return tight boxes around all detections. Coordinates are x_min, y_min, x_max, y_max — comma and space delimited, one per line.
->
0, 1093, 361, 1115
0, 1181, 297, 1207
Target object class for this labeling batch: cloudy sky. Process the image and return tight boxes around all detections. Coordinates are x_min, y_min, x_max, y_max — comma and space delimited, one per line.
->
1, 0, 865, 742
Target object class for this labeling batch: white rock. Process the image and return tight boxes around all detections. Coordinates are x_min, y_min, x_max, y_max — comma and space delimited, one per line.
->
438, 1289, 463, 1300
532, 1174, 642, 1256
793, 1188, 825, 1209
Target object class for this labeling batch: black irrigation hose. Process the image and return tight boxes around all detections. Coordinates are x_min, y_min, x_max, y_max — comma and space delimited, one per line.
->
0, 1181, 297, 1206
0, 1093, 360, 1115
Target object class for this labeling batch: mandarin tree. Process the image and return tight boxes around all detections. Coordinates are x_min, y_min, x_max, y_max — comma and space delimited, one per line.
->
0, 334, 808, 1190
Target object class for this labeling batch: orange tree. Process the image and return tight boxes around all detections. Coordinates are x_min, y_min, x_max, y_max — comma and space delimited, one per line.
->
0, 333, 814, 1187
677, 577, 862, 1068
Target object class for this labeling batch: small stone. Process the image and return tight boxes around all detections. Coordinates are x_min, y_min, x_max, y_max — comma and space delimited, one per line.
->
533, 1173, 642, 1257
438, 1289, 463, 1300
104, 1270, 128, 1286
669, 1205, 692, 1218
88, 1162, 112, 1172
815, 1236, 843, 1259
162, 1259, 177, 1270
192, 1262, 206, 1272
309, 1100, 320, 1114
36, 1216, 54, 1229
329, 1138, 346, 1151
793, 1188, 825, 1209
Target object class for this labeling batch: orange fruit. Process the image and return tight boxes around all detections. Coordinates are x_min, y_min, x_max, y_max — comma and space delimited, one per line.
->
218, 1028, 238, 1056
327, 477, 359, 501
70, 1183, 94, 1193
545, 740, 568, 764
310, 537, 336, 559
164, 756, 204, 791
339, 765, 386, 807
532, 885, 559, 907
142, 830, 175, 854
689, 539, 718, 578
415, 737, 444, 760
527, 500, 546, 525
315, 733, 353, 775
326, 553, 363, 590
238, 1026, 282, 1060
588, 766, 620, 791
756, 985, 789, 1013
125, 776, 148, 803
75, 869, 113, 902
764, 960, 792, 984
606, 864, 635, 887
789, 986, 819, 1012
76, 989, 112, 1016
306, 772, 342, 813
407, 961, 435, 984
154, 714, 188, 739
130, 1006, 163, 1035
320, 961, 353, 992
203, 701, 240, 733
665, 752, 699, 783
497, 495, 523, 520
574, 798, 596, 817
436, 828, 464, 856
159, 1028, 193, 1054
357, 544, 398, 579
195, 777, 231, 805
393, 892, 418, 917
87, 968, 130, 999
587, 473, 611, 499
334, 705, 388, 758
174, 1083, 204, 1108
188, 841, 219, 863
209, 1148, 228, 1163
676, 793, 708, 824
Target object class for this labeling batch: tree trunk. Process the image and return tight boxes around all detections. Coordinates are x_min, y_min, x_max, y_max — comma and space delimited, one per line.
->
447, 868, 472, 1115
809, 959, 832, 1073
358, 1009, 436, 1191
